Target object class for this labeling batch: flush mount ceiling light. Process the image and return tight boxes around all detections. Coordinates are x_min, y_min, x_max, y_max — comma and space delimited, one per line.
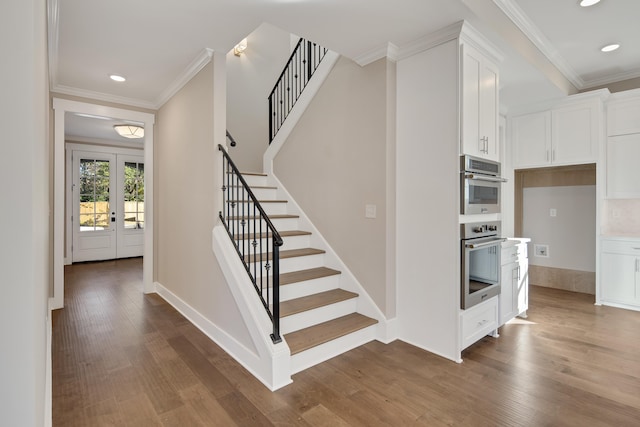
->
114, 124, 144, 139
601, 43, 620, 52
109, 74, 126, 82
233, 38, 248, 56
579, 0, 601, 6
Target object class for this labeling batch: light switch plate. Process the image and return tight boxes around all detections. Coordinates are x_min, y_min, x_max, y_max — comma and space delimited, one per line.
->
550, 208, 557, 217
365, 204, 377, 219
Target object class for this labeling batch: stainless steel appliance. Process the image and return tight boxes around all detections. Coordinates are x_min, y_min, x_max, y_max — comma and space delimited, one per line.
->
461, 221, 506, 309
460, 155, 506, 215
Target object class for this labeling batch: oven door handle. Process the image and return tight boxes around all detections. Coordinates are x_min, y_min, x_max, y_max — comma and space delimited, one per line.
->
465, 238, 507, 249
464, 173, 508, 183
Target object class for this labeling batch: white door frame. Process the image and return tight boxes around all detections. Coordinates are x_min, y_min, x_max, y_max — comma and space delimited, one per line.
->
52, 98, 155, 309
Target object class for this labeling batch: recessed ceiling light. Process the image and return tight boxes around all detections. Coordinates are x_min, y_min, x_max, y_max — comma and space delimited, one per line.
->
579, 0, 601, 6
601, 43, 620, 52
109, 74, 126, 82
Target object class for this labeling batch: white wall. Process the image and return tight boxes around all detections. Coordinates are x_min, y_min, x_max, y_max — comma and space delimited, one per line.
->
523, 185, 596, 272
156, 60, 257, 354
226, 23, 292, 172
0, 0, 50, 425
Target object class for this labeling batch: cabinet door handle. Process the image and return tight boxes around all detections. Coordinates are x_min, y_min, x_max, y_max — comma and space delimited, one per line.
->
552, 149, 556, 162
546, 150, 550, 162
636, 258, 639, 273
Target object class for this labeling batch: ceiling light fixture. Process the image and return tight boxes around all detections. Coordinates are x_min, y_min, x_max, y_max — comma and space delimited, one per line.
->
114, 124, 144, 139
601, 43, 620, 52
579, 0, 601, 6
109, 74, 126, 82
233, 39, 248, 56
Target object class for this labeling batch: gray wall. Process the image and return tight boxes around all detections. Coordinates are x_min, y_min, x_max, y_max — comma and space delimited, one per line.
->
523, 185, 596, 272
0, 0, 50, 425
156, 59, 255, 351
274, 57, 396, 316
226, 23, 292, 172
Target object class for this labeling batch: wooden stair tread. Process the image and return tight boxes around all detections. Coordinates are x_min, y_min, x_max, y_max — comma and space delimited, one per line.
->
285, 313, 378, 355
280, 267, 341, 286
227, 199, 288, 203
230, 185, 277, 190
228, 214, 299, 220
233, 171, 267, 177
234, 230, 311, 240
280, 289, 358, 318
245, 248, 325, 263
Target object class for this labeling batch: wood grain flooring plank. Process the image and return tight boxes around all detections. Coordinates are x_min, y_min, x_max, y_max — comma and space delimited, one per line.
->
117, 394, 164, 427
217, 391, 275, 427
166, 335, 235, 399
178, 384, 239, 427
300, 404, 351, 427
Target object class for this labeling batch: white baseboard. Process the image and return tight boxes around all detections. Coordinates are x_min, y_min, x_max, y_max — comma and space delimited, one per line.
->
153, 282, 278, 390
45, 298, 53, 427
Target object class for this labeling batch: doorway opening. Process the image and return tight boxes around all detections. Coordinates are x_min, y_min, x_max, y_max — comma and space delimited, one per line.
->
514, 164, 597, 296
53, 98, 155, 309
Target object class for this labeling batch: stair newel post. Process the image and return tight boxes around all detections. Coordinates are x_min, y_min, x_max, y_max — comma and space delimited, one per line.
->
271, 238, 282, 344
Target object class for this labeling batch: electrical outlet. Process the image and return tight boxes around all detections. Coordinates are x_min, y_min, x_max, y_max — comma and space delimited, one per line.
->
534, 244, 549, 258
550, 208, 557, 217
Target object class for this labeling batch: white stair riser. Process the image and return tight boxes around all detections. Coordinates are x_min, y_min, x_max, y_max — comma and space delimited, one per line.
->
280, 275, 341, 301
241, 175, 268, 187
234, 235, 310, 252
280, 298, 358, 335
269, 218, 299, 230
226, 202, 288, 216
289, 324, 377, 375
250, 188, 278, 200
249, 254, 325, 275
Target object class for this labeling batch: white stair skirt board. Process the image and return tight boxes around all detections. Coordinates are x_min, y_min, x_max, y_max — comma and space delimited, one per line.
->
211, 226, 292, 391
290, 323, 379, 375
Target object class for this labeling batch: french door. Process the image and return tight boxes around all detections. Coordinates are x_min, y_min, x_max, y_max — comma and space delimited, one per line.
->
72, 151, 144, 262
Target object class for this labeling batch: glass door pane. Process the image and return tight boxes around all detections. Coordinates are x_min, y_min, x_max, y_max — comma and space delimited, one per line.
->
123, 161, 144, 230
79, 158, 111, 231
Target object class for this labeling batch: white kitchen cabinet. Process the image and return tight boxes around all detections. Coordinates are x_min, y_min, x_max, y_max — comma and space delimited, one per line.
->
606, 134, 640, 198
499, 239, 529, 326
607, 95, 640, 136
460, 295, 499, 350
511, 111, 551, 169
600, 238, 640, 311
461, 43, 499, 162
511, 95, 603, 169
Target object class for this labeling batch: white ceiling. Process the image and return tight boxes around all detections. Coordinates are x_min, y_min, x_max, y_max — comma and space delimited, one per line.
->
51, 0, 640, 140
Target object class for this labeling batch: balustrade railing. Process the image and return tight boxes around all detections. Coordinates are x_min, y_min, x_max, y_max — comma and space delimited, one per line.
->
268, 38, 328, 143
218, 144, 282, 343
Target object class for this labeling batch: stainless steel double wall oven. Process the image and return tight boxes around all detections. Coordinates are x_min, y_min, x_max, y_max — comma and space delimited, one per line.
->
460, 155, 507, 310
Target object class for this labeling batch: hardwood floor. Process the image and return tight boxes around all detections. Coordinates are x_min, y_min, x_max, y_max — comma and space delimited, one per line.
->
53, 258, 640, 426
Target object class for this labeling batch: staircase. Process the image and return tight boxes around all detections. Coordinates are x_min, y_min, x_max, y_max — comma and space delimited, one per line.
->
236, 171, 380, 375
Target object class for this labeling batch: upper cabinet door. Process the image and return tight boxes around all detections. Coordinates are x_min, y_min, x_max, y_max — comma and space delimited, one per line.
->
552, 100, 599, 165
607, 97, 640, 136
461, 43, 499, 161
511, 110, 552, 169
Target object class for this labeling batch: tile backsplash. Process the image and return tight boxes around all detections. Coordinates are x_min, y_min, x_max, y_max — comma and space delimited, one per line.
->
602, 199, 640, 237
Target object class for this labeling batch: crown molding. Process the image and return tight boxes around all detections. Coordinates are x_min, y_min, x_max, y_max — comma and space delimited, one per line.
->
154, 48, 214, 108
583, 69, 640, 90
492, 0, 585, 89
51, 85, 158, 110
459, 21, 504, 65
396, 21, 464, 61
47, 0, 60, 90
354, 42, 399, 66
